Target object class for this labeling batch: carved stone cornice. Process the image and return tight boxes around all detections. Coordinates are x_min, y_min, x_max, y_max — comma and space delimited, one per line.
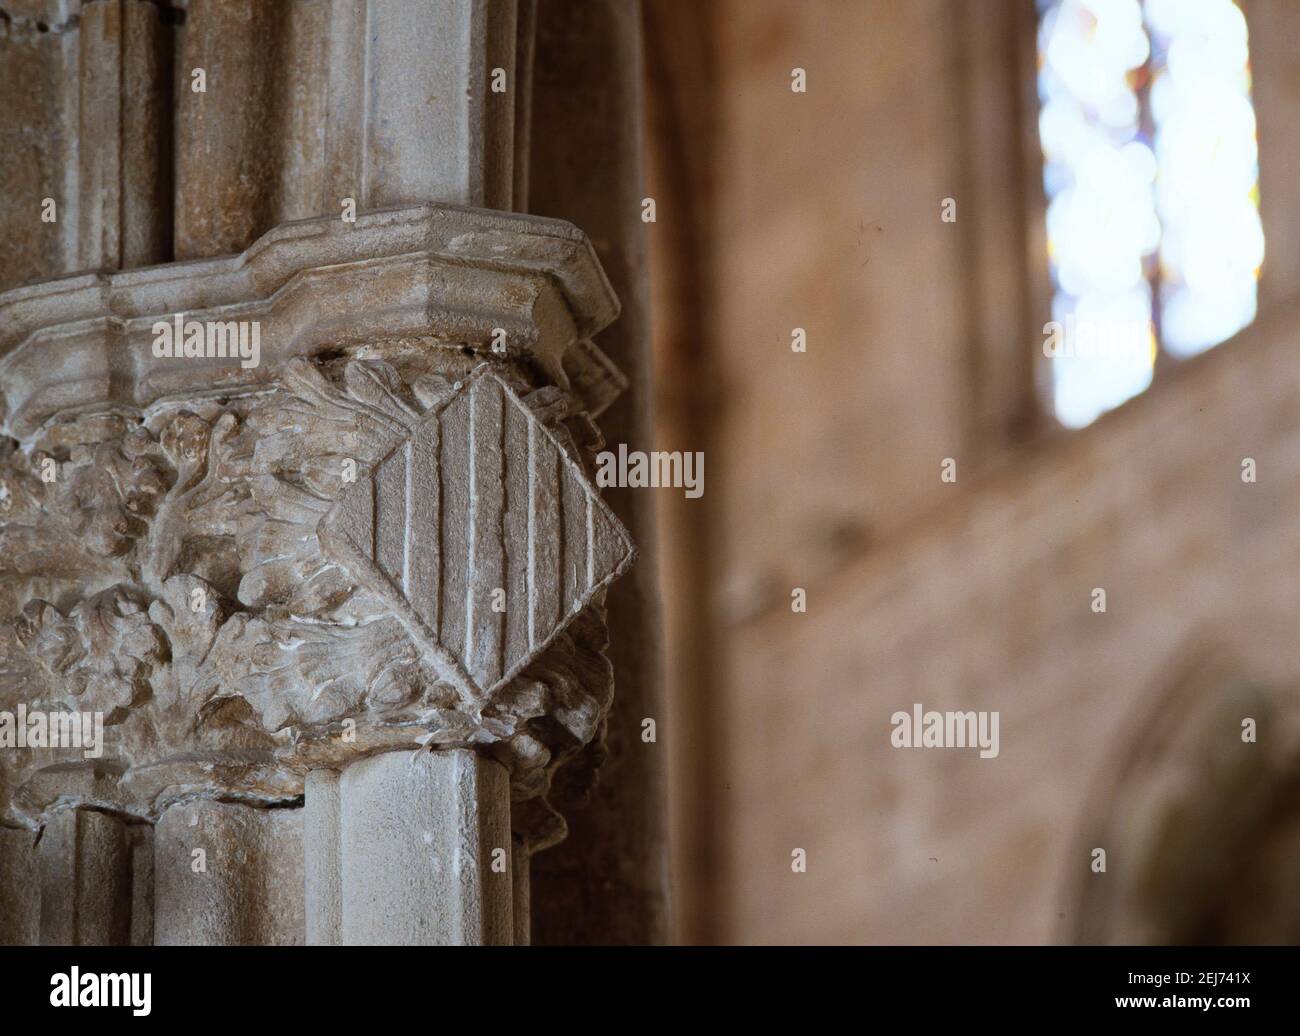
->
0, 202, 626, 437
0, 204, 633, 851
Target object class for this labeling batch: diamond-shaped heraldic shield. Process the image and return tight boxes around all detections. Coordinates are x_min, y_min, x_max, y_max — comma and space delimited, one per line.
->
318, 368, 636, 703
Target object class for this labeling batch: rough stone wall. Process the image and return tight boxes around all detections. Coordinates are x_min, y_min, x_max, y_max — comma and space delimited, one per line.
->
714, 304, 1300, 943
645, 0, 1300, 943
647, 0, 1038, 944
702, 0, 975, 605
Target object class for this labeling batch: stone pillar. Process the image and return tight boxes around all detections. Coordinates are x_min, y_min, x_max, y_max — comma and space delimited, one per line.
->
304, 768, 343, 946
173, 0, 526, 259
321, 0, 521, 211
154, 801, 304, 946
529, 0, 670, 946
35, 810, 128, 945
307, 752, 517, 946
0, 0, 172, 291
330, 750, 512, 945
0, 0, 656, 947
77, 0, 172, 270
0, 204, 633, 944
0, 827, 40, 945
512, 836, 532, 945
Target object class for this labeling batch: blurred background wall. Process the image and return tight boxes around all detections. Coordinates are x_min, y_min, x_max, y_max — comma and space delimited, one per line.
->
643, 0, 1300, 944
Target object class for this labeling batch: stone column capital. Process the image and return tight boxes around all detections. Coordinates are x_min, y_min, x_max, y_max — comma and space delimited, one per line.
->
0, 204, 633, 852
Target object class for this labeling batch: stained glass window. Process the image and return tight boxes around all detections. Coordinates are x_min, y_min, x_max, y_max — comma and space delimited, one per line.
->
1037, 0, 1263, 428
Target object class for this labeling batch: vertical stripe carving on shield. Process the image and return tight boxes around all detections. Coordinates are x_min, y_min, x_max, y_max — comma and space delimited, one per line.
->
319, 368, 636, 700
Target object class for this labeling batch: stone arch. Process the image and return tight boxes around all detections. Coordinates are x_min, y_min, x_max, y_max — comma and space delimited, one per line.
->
1066, 623, 1300, 944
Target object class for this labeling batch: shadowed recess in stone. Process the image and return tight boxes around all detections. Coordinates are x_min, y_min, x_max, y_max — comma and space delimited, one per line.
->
319, 367, 635, 701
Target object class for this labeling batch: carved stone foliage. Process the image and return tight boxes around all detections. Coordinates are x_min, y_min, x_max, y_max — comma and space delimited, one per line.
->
0, 203, 630, 851
0, 348, 630, 849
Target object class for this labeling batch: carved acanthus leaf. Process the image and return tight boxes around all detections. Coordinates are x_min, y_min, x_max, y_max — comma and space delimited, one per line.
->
0, 353, 628, 846
14, 588, 166, 720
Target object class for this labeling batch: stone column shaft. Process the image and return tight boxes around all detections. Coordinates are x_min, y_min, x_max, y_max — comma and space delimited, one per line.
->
310, 749, 513, 946
154, 801, 304, 946
304, 768, 343, 946
0, 0, 172, 290
78, 0, 172, 270
175, 0, 525, 260
0, 827, 39, 945
36, 808, 142, 946
324, 0, 520, 212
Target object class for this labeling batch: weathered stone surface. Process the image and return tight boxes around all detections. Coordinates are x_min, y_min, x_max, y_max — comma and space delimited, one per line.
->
37, 807, 133, 945
512, 835, 531, 945
304, 768, 341, 946
0, 1, 171, 293
128, 821, 154, 946
154, 799, 304, 945
0, 203, 622, 436
79, 0, 171, 270
335, 749, 513, 945
174, 0, 522, 259
0, 13, 74, 293
0, 203, 630, 847
322, 0, 520, 212
0, 825, 40, 945
174, 0, 314, 259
